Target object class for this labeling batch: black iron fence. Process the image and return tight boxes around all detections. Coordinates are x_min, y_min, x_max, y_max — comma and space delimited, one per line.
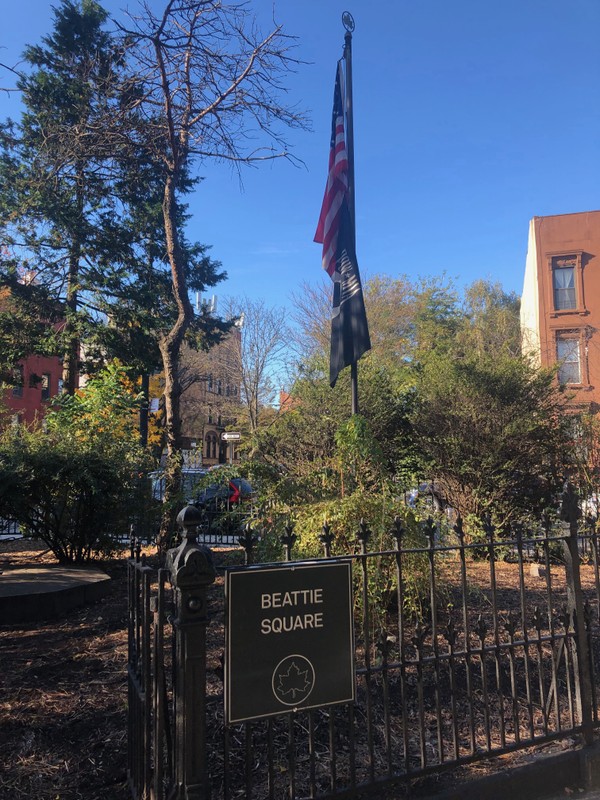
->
0, 518, 20, 540
128, 491, 600, 800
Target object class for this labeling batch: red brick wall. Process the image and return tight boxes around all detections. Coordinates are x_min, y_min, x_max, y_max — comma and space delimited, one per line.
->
4, 354, 63, 425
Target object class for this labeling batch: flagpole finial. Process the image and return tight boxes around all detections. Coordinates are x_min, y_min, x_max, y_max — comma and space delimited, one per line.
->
342, 12, 355, 33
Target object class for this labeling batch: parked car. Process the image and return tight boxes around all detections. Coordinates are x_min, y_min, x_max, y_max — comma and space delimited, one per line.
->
192, 474, 255, 540
149, 468, 209, 503
194, 476, 253, 511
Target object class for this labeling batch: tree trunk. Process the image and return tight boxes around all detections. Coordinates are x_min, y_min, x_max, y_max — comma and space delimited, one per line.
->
139, 373, 150, 447
156, 173, 195, 555
62, 179, 84, 396
62, 245, 80, 395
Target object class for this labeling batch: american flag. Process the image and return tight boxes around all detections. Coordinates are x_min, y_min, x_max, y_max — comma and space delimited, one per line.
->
314, 61, 348, 278
314, 60, 371, 388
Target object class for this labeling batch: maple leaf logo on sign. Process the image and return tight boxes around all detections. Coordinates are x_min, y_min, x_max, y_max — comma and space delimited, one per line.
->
272, 655, 315, 706
276, 662, 311, 700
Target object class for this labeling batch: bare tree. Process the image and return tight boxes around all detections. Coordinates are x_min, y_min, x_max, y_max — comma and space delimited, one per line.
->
119, 0, 308, 548
290, 278, 331, 362
223, 297, 290, 437
291, 273, 465, 373
0, 61, 21, 88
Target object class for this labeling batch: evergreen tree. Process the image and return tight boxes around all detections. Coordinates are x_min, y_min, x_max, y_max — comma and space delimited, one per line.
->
0, 0, 128, 393
0, 0, 230, 452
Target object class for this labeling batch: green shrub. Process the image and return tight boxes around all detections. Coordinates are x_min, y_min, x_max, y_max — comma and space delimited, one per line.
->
0, 364, 153, 562
255, 489, 437, 638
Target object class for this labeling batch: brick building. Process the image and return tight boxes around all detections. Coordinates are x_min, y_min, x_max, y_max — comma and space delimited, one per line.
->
4, 353, 63, 425
178, 325, 242, 466
521, 210, 600, 409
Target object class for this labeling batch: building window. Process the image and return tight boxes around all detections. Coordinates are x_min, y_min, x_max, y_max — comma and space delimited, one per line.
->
552, 257, 577, 310
41, 373, 51, 401
549, 252, 585, 315
205, 433, 218, 460
556, 332, 582, 384
12, 366, 23, 397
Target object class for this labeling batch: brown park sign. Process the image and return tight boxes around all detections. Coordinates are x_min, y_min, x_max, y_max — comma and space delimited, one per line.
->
225, 561, 355, 724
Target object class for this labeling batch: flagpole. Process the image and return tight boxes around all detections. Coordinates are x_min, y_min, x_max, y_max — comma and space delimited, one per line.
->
315, 12, 370, 401
342, 12, 359, 415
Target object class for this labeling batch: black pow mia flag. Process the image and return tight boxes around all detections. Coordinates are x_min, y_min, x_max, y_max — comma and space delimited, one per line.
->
329, 202, 371, 388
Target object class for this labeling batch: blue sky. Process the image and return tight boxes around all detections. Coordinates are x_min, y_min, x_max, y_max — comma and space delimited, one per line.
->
1, 0, 599, 314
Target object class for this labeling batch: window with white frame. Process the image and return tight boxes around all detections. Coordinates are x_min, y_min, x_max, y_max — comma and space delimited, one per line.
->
556, 331, 582, 384
552, 257, 577, 310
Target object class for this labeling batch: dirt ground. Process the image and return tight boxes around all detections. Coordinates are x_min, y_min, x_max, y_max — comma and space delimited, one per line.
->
0, 539, 596, 800
0, 540, 133, 800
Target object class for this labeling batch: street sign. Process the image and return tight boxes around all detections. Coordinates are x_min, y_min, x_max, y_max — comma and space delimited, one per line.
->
221, 432, 241, 441
225, 561, 355, 724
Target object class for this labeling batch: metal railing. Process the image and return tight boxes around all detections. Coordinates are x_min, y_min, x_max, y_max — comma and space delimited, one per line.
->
128, 491, 600, 800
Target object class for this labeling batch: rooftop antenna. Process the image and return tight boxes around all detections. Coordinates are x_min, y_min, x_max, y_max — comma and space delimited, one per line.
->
195, 293, 217, 314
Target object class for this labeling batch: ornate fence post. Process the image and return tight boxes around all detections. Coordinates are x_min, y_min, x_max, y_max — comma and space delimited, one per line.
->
561, 482, 594, 745
280, 521, 297, 562
238, 521, 259, 565
167, 505, 217, 799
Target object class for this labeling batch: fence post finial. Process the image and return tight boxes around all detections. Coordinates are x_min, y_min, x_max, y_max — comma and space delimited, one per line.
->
280, 521, 297, 561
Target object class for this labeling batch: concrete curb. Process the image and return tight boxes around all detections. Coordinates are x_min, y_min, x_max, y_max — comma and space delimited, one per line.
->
0, 565, 111, 624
